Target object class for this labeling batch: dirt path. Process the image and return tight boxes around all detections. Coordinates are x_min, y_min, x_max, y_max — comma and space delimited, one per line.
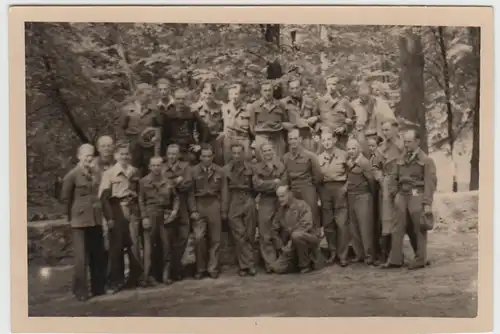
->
28, 231, 477, 317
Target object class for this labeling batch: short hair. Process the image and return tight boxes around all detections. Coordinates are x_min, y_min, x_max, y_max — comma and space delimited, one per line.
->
149, 156, 164, 164
358, 80, 373, 93
346, 138, 360, 149
276, 184, 290, 194
228, 83, 242, 93
173, 88, 187, 97
288, 77, 301, 87
260, 80, 274, 88
114, 140, 130, 152
406, 129, 421, 140
260, 143, 274, 151
287, 128, 301, 138
230, 142, 245, 152
77, 143, 94, 157
97, 135, 114, 147
366, 135, 383, 146
201, 82, 216, 93
200, 143, 214, 153
166, 144, 180, 152
382, 119, 399, 128
157, 78, 170, 86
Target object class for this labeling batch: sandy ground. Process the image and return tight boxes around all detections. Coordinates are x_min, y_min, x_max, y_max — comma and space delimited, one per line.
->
28, 231, 477, 317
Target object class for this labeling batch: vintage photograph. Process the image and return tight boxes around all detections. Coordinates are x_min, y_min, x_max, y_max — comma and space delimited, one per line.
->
25, 20, 481, 318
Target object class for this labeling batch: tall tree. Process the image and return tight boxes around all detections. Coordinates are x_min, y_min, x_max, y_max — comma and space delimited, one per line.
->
469, 27, 480, 190
398, 30, 428, 153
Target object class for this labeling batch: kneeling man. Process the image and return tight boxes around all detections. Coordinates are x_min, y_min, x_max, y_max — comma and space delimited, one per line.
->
270, 185, 319, 274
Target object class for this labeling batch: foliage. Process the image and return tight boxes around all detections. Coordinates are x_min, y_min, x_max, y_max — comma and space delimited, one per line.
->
25, 23, 478, 217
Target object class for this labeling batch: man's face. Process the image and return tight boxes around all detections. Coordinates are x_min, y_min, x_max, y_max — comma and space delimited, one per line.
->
114, 148, 131, 165
231, 146, 243, 161
229, 88, 241, 102
403, 131, 419, 152
261, 144, 274, 161
367, 138, 378, 154
381, 122, 395, 140
79, 147, 95, 168
321, 133, 335, 150
346, 141, 359, 158
261, 84, 273, 100
358, 84, 371, 101
98, 138, 114, 158
288, 131, 300, 150
326, 77, 339, 93
203, 89, 214, 102
174, 92, 187, 108
166, 147, 179, 164
289, 81, 301, 98
200, 149, 214, 166
149, 158, 163, 175
158, 83, 169, 96
277, 188, 289, 206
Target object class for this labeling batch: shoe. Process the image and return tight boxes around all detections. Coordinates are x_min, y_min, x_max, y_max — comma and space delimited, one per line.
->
325, 256, 336, 265
194, 272, 204, 280
265, 267, 273, 274
209, 271, 220, 279
164, 278, 174, 285
247, 268, 257, 276
380, 263, 403, 269
350, 257, 364, 263
238, 270, 248, 277
364, 259, 374, 266
76, 294, 89, 302
408, 262, 426, 270
300, 267, 312, 274
175, 275, 184, 281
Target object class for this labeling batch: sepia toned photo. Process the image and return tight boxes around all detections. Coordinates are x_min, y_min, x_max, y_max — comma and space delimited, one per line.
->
10, 5, 493, 334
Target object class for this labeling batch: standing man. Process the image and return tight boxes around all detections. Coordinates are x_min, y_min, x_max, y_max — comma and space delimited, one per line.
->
382, 130, 437, 270
189, 144, 225, 279
283, 129, 323, 235
162, 144, 194, 282
191, 83, 225, 165
156, 78, 174, 112
156, 88, 210, 165
120, 86, 160, 177
249, 80, 294, 160
280, 78, 319, 152
345, 139, 376, 265
222, 143, 257, 277
252, 143, 287, 273
317, 130, 350, 266
270, 185, 320, 274
374, 120, 405, 264
313, 75, 356, 150
352, 81, 395, 139
99, 141, 143, 293
61, 144, 107, 301
222, 84, 253, 163
138, 156, 180, 286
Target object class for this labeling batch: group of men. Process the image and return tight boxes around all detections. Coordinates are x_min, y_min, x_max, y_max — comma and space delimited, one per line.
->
60, 74, 437, 302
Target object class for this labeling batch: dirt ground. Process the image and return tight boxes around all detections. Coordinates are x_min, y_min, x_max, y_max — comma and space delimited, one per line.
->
28, 231, 477, 317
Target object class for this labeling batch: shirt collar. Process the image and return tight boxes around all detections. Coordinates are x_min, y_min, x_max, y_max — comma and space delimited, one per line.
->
111, 163, 134, 178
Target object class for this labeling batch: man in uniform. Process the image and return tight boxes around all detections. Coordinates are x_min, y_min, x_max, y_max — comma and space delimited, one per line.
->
161, 144, 194, 282
99, 141, 144, 293
156, 78, 174, 111
222, 84, 253, 163
374, 120, 405, 264
345, 139, 376, 265
249, 80, 294, 160
283, 129, 323, 235
120, 84, 160, 177
138, 156, 180, 286
312, 75, 356, 150
188, 144, 225, 279
191, 83, 225, 165
252, 143, 287, 273
382, 130, 437, 270
317, 130, 350, 266
156, 88, 210, 165
61, 144, 107, 301
280, 78, 319, 152
222, 143, 257, 277
270, 185, 320, 274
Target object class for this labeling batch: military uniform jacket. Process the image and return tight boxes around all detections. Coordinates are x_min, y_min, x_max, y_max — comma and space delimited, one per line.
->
249, 97, 290, 134
138, 173, 180, 219
61, 164, 102, 228
191, 100, 224, 138
252, 159, 287, 195
346, 154, 376, 195
283, 148, 324, 188
314, 94, 355, 133
271, 198, 314, 247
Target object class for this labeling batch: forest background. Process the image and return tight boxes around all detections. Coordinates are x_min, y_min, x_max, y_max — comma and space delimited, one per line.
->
25, 23, 481, 221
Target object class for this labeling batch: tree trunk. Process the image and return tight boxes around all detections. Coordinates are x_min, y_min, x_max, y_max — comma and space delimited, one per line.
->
469, 27, 480, 191
264, 24, 283, 99
319, 25, 329, 77
398, 32, 428, 153
437, 27, 457, 192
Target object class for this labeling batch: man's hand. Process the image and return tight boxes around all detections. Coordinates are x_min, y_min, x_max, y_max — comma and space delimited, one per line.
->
424, 204, 432, 215
165, 211, 178, 224
107, 219, 115, 230
142, 218, 151, 229
307, 116, 318, 125
281, 241, 292, 253
334, 126, 345, 135
273, 178, 281, 185
175, 176, 184, 185
190, 144, 201, 152
190, 212, 200, 221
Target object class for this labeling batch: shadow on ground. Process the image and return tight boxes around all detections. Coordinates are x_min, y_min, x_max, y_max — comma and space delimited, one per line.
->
28, 231, 478, 317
